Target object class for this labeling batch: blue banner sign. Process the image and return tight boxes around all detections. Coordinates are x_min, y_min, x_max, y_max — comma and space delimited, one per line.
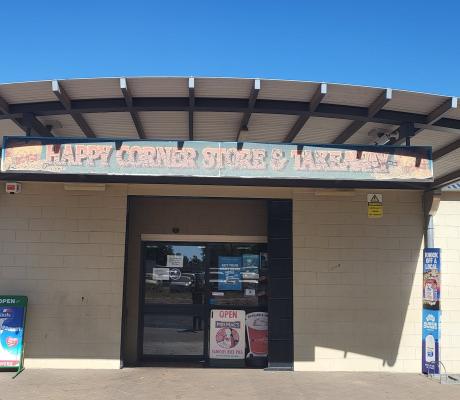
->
423, 248, 440, 310
218, 256, 242, 291
422, 309, 441, 374
1, 137, 433, 182
0, 296, 27, 370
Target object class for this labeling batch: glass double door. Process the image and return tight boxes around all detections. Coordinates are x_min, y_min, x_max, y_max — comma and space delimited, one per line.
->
140, 241, 268, 364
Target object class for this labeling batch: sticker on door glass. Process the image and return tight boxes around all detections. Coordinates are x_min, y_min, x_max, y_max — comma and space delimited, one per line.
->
152, 267, 169, 281
167, 255, 183, 269
210, 309, 245, 359
218, 256, 242, 291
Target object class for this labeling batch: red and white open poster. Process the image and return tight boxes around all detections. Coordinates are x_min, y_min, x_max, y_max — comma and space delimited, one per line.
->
209, 310, 245, 360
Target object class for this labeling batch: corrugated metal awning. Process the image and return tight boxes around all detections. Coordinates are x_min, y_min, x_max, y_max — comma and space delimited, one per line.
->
0, 76, 458, 188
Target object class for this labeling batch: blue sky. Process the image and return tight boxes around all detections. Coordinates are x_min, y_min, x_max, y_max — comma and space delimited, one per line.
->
1, 1, 458, 95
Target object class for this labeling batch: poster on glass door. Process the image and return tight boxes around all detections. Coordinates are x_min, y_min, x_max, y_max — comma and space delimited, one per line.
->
218, 256, 242, 291
210, 309, 246, 359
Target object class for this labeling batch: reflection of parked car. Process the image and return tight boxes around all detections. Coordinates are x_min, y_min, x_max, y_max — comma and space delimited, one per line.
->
170, 273, 195, 292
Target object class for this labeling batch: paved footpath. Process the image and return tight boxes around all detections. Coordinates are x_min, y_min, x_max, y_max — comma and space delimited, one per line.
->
0, 368, 458, 400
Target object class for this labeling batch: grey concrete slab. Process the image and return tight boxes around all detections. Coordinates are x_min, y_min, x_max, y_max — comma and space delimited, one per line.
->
0, 369, 458, 400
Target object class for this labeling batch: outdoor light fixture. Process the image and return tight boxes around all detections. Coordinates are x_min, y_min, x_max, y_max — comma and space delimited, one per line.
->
64, 183, 106, 192
314, 189, 356, 197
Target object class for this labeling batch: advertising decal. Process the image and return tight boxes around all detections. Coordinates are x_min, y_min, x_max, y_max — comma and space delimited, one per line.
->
246, 312, 268, 358
210, 309, 246, 360
0, 296, 27, 373
218, 256, 242, 291
422, 248, 441, 374
422, 309, 440, 374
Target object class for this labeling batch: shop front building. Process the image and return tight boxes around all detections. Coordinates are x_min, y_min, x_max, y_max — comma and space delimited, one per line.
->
0, 77, 459, 373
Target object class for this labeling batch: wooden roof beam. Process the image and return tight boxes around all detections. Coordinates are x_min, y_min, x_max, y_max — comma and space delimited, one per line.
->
394, 97, 458, 145
120, 78, 145, 139
283, 83, 327, 142
236, 79, 260, 142
52, 80, 95, 138
332, 88, 392, 144
188, 78, 195, 141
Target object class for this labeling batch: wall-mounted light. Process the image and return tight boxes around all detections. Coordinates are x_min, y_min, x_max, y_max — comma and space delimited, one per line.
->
64, 183, 106, 192
314, 189, 356, 197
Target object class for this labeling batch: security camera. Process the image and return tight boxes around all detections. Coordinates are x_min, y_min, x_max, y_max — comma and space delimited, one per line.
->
5, 182, 21, 194
368, 129, 398, 145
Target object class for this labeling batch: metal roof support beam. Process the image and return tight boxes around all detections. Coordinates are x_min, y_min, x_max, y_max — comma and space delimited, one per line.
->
236, 79, 260, 142
393, 97, 458, 145
52, 80, 95, 138
188, 78, 195, 141
432, 168, 460, 189
433, 138, 460, 160
0, 96, 10, 115
120, 78, 145, 139
0, 95, 29, 133
19, 113, 53, 137
284, 83, 327, 142
3, 97, 460, 138
333, 88, 392, 144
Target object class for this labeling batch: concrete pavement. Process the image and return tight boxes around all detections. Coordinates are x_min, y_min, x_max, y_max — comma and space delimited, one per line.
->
0, 368, 458, 400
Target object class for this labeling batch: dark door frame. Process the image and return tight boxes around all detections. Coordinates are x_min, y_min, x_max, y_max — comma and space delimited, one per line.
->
120, 196, 294, 369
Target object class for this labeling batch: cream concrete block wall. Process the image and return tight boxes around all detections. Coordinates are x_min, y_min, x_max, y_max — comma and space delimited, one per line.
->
0, 182, 127, 369
434, 192, 460, 374
0, 181, 435, 372
293, 189, 425, 372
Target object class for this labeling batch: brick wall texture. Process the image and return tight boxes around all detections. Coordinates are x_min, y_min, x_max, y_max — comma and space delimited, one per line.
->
0, 182, 458, 372
434, 192, 460, 374
292, 189, 426, 372
0, 182, 127, 368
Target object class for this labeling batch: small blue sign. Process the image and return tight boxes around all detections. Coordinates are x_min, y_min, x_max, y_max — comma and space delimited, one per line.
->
422, 309, 440, 374
218, 256, 242, 291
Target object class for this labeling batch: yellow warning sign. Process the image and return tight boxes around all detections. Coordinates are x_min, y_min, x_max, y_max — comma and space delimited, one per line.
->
367, 193, 383, 218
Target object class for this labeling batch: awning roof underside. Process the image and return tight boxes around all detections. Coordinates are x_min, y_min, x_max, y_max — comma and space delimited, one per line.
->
0, 76, 459, 188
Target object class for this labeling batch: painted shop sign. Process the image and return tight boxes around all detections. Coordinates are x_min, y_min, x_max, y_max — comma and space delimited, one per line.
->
1, 137, 433, 182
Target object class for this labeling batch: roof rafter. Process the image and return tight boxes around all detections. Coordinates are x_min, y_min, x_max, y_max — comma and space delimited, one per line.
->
188, 78, 195, 141
52, 80, 96, 138
2, 97, 460, 139
332, 88, 392, 144
433, 138, 460, 160
19, 113, 53, 137
120, 78, 145, 139
236, 79, 260, 142
432, 168, 460, 189
283, 83, 327, 142
393, 97, 458, 145
0, 96, 10, 114
0, 95, 51, 136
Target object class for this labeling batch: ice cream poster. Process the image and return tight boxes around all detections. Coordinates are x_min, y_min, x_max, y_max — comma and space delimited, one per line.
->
0, 296, 27, 369
422, 309, 440, 374
210, 310, 245, 359
246, 312, 268, 358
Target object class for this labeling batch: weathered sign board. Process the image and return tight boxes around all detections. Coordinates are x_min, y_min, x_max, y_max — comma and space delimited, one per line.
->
1, 137, 433, 182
